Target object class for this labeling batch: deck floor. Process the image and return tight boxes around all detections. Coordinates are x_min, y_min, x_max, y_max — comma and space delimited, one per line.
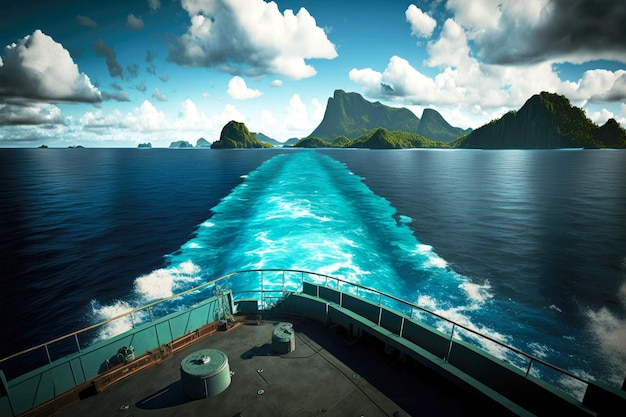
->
55, 313, 494, 417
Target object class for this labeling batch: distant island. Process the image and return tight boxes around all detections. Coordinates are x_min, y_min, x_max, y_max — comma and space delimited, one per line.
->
211, 121, 272, 149
453, 92, 626, 149
138, 142, 152, 148
296, 90, 625, 149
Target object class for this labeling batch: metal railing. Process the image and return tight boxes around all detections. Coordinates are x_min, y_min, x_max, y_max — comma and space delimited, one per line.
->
0, 269, 589, 396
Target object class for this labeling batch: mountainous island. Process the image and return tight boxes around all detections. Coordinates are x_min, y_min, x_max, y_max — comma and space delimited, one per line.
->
211, 120, 272, 149
296, 90, 625, 149
453, 92, 626, 149
178, 89, 624, 150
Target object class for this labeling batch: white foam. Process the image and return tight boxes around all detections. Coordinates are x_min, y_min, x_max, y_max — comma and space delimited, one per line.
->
89, 299, 138, 342
134, 261, 201, 301
459, 280, 493, 303
399, 215, 412, 223
415, 244, 449, 269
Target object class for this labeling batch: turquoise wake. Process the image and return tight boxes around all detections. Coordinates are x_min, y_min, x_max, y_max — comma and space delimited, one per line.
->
92, 151, 584, 393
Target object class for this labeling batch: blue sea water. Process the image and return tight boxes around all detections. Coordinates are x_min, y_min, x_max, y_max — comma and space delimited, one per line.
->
1, 148, 625, 396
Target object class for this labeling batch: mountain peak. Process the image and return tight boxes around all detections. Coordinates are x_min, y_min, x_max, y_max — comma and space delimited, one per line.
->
211, 120, 271, 149
456, 91, 615, 149
418, 108, 471, 142
309, 90, 421, 141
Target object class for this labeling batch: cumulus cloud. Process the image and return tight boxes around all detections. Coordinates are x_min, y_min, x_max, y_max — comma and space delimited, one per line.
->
0, 30, 101, 104
77, 15, 97, 28
126, 13, 144, 30
270, 79, 283, 87
405, 5, 436, 38
227, 76, 262, 100
168, 0, 338, 79
284, 94, 323, 134
93, 39, 124, 78
0, 103, 63, 126
447, 0, 626, 65
122, 100, 169, 132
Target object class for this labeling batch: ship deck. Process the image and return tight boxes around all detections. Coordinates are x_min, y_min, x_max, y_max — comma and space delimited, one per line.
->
54, 312, 501, 417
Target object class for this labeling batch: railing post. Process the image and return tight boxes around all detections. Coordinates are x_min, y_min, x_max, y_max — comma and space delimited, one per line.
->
74, 333, 81, 353
44, 344, 52, 364
261, 271, 265, 309
129, 312, 135, 328
525, 358, 533, 378
399, 317, 405, 338
445, 324, 456, 362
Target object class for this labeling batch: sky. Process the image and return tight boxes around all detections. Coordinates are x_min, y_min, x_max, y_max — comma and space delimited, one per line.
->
0, 0, 625, 148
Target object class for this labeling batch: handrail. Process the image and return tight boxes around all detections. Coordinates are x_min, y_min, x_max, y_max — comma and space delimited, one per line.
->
0, 268, 588, 389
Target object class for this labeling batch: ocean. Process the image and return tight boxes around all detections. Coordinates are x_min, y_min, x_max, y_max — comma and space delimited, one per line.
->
1, 147, 625, 397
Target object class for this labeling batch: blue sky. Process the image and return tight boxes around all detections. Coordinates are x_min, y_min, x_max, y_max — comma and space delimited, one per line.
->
1, 0, 625, 147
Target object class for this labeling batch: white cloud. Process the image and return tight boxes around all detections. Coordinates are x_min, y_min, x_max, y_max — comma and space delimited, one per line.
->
126, 13, 144, 30
227, 76, 262, 100
0, 30, 101, 104
169, 0, 338, 79
405, 5, 436, 38
173, 99, 213, 131
270, 79, 283, 87
217, 104, 247, 126
123, 100, 169, 132
261, 109, 276, 132
426, 19, 472, 69
283, 94, 324, 136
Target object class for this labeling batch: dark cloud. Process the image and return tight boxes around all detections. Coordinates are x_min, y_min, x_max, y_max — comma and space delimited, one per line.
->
76, 15, 97, 28
127, 63, 139, 78
102, 91, 130, 102
476, 0, 626, 65
0, 103, 63, 126
126, 13, 144, 30
92, 39, 123, 78
136, 82, 147, 92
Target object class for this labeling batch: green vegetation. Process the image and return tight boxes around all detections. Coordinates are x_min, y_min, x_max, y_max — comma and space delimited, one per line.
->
211, 121, 272, 149
295, 127, 449, 149
418, 108, 471, 142
310, 90, 422, 141
456, 91, 626, 149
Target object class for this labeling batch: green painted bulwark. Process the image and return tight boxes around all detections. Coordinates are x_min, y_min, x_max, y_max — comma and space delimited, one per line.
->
2, 291, 229, 416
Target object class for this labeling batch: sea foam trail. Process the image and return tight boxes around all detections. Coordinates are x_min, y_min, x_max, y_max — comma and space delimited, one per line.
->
91, 152, 473, 334
91, 152, 592, 391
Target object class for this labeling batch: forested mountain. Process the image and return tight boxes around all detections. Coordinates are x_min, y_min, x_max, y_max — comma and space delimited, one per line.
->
309, 90, 421, 140
454, 92, 626, 149
211, 121, 272, 149
309, 90, 468, 143
296, 127, 447, 149
418, 108, 472, 142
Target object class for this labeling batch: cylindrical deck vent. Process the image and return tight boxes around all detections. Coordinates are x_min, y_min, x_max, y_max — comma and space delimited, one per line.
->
180, 349, 231, 399
272, 322, 295, 354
